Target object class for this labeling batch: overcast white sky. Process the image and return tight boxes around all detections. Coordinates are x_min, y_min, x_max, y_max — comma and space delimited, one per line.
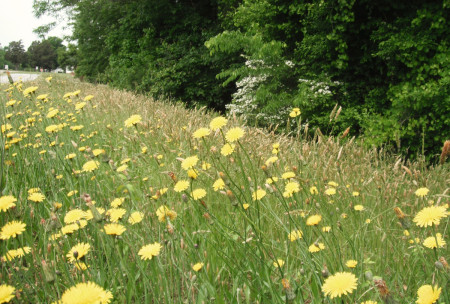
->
0, 0, 71, 49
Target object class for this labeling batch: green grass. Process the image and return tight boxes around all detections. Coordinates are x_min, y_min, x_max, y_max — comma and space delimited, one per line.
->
0, 75, 448, 303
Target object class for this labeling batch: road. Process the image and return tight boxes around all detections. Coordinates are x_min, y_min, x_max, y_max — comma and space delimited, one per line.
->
0, 72, 40, 84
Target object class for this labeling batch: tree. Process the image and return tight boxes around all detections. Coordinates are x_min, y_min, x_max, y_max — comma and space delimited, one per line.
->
57, 43, 78, 69
5, 40, 27, 70
27, 40, 58, 70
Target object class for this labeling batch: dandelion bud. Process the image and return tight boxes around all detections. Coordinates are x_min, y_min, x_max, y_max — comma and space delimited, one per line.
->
261, 164, 268, 171
226, 190, 235, 201
439, 256, 449, 270
374, 278, 390, 298
435, 261, 444, 271
299, 268, 305, 275
321, 268, 329, 278
42, 260, 55, 283
393, 207, 405, 219
82, 193, 92, 204
88, 203, 103, 222
281, 278, 291, 290
182, 194, 188, 202
364, 270, 373, 281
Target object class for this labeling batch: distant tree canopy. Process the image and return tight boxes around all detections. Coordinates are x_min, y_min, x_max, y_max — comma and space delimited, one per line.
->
4, 40, 27, 69
34, 0, 450, 162
28, 37, 64, 70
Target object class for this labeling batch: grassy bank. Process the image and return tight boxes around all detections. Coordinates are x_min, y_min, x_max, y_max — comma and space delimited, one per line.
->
0, 75, 448, 303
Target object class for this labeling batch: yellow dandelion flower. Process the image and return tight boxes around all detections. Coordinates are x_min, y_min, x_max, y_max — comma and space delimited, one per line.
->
156, 205, 177, 222
92, 149, 105, 156
273, 259, 285, 267
138, 242, 162, 260
110, 198, 125, 208
345, 260, 358, 268
423, 233, 446, 249
0, 195, 17, 212
322, 272, 358, 299
106, 208, 127, 222
266, 177, 279, 184
65, 153, 76, 160
413, 206, 448, 227
415, 187, 429, 197
75, 102, 86, 110
0, 221, 26, 240
67, 243, 91, 263
306, 214, 322, 226
361, 301, 378, 304
225, 127, 244, 142
221, 143, 235, 156
128, 211, 144, 225
181, 156, 199, 170
289, 108, 301, 118
116, 164, 128, 172
322, 226, 331, 232
124, 114, 142, 127
213, 178, 225, 191
187, 169, 198, 179
354, 205, 364, 211
64, 209, 87, 224
47, 109, 59, 118
0, 284, 15, 303
243, 203, 250, 210
252, 189, 266, 201
82, 160, 100, 172
283, 181, 300, 198
60, 281, 113, 304
265, 156, 278, 166
416, 284, 441, 304
288, 229, 303, 242
174, 180, 189, 192
282, 171, 296, 179
325, 188, 336, 196
104, 223, 126, 236
191, 188, 206, 200
193, 127, 211, 139
328, 181, 339, 187
209, 116, 227, 130
192, 262, 204, 272
28, 192, 45, 203
61, 223, 80, 235
83, 95, 94, 101
67, 190, 78, 197
308, 242, 325, 253
352, 191, 360, 197
310, 186, 318, 195
201, 161, 211, 170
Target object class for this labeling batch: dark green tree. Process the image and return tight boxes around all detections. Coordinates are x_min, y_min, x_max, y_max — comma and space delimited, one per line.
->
4, 40, 27, 70
57, 43, 78, 70
27, 40, 58, 70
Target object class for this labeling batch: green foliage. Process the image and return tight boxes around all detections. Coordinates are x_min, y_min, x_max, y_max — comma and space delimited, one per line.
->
27, 38, 62, 70
33, 0, 449, 162
57, 43, 78, 69
4, 40, 27, 70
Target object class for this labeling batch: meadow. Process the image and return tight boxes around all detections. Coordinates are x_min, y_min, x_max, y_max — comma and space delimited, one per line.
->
0, 75, 448, 303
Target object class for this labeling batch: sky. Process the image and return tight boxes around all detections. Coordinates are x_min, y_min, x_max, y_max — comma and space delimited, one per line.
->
0, 0, 71, 49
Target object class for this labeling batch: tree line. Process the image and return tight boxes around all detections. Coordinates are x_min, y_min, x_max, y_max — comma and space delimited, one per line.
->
34, 0, 449, 161
0, 38, 76, 71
